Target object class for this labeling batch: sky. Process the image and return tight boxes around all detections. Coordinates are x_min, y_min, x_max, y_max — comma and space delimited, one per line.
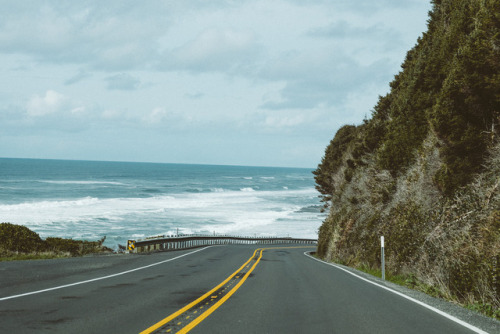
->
0, 0, 432, 168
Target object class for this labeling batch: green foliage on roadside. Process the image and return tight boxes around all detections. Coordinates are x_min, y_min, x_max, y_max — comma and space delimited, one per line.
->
383, 202, 430, 269
313, 125, 358, 207
0, 223, 45, 253
45, 236, 109, 256
0, 223, 112, 260
466, 302, 500, 320
0, 252, 70, 262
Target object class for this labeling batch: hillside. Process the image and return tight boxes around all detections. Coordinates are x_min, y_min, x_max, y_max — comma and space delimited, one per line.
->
314, 0, 500, 317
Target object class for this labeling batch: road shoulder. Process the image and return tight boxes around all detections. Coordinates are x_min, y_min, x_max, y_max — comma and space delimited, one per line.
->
304, 252, 500, 334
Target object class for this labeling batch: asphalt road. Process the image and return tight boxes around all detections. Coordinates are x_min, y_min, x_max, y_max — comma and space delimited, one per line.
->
0, 245, 498, 333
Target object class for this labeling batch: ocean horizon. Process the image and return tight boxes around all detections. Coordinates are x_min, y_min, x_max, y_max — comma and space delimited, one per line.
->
0, 158, 323, 249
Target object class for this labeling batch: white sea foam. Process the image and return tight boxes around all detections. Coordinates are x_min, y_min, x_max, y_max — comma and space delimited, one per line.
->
0, 186, 17, 190
40, 180, 125, 186
222, 176, 253, 180
0, 160, 321, 248
0, 187, 321, 247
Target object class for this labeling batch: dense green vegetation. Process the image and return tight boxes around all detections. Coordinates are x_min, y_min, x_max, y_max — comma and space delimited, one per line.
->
315, 0, 500, 318
0, 223, 112, 260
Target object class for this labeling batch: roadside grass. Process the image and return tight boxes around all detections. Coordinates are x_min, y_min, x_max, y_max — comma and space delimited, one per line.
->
465, 302, 500, 320
0, 250, 71, 261
356, 264, 446, 298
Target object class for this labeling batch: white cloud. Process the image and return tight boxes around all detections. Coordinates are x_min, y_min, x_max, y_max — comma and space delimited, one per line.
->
21, 90, 98, 133
143, 107, 169, 125
264, 114, 305, 128
142, 107, 190, 128
259, 49, 393, 110
0, 0, 433, 167
70, 106, 86, 115
26, 90, 68, 117
0, 2, 169, 70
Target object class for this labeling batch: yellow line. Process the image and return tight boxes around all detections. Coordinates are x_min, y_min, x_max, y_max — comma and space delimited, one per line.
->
177, 249, 265, 334
140, 246, 315, 334
139, 249, 261, 334
177, 246, 314, 334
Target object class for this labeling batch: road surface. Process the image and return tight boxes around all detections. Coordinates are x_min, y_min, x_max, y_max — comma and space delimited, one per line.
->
0, 245, 498, 333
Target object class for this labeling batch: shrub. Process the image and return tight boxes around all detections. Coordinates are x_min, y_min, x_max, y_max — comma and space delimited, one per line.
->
0, 223, 44, 253
0, 223, 112, 258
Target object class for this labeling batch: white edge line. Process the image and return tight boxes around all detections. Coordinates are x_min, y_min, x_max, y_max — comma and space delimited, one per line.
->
0, 247, 211, 301
303, 251, 489, 334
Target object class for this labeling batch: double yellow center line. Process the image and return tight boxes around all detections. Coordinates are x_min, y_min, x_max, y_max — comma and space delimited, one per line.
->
140, 246, 313, 334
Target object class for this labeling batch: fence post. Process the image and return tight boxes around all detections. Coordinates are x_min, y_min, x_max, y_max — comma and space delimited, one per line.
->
381, 236, 385, 280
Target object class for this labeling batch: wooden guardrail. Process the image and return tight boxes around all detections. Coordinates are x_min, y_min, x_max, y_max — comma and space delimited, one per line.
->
127, 234, 317, 253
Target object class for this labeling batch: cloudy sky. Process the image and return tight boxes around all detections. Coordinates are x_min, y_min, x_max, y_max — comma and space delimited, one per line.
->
0, 0, 431, 168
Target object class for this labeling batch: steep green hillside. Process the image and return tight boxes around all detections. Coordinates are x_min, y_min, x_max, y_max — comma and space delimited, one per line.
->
315, 0, 500, 317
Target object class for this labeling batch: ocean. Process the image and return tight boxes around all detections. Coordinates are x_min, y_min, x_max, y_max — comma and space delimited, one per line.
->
0, 158, 323, 249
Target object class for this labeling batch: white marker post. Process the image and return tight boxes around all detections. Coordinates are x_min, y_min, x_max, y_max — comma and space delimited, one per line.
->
381, 236, 385, 280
